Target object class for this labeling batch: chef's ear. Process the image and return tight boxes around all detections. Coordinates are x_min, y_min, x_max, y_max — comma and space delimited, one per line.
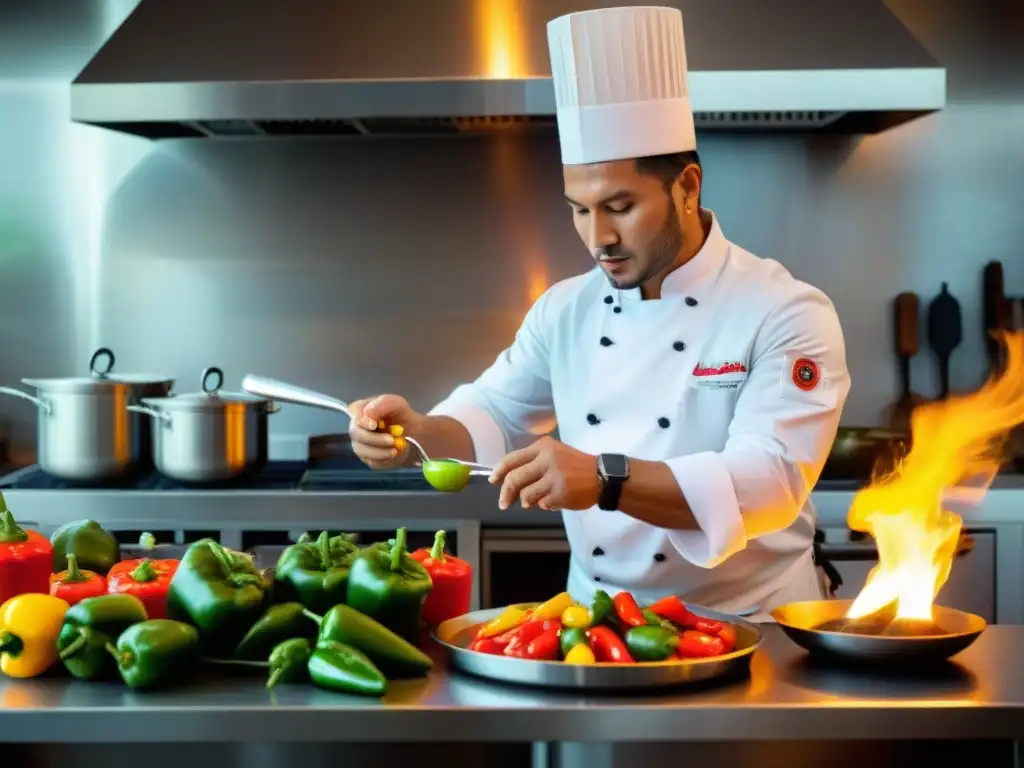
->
678, 162, 702, 212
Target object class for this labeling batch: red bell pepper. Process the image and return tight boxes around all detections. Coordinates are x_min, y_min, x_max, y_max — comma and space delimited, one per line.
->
645, 595, 698, 628
106, 558, 179, 619
0, 498, 52, 604
503, 619, 559, 657
613, 591, 646, 627
587, 625, 634, 663
677, 630, 726, 658
49, 554, 106, 605
410, 530, 473, 627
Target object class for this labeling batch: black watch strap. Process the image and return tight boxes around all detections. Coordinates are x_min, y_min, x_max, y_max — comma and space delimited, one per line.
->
597, 454, 629, 511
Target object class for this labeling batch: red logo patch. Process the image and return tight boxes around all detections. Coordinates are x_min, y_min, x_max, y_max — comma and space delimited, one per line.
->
792, 358, 820, 391
693, 361, 748, 377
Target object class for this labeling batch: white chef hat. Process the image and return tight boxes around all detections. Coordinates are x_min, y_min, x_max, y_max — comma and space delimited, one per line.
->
546, 6, 697, 166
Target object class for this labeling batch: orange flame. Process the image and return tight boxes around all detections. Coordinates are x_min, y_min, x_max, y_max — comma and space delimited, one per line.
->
846, 331, 1024, 622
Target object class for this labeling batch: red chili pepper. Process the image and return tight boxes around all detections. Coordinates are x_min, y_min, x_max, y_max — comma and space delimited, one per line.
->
410, 530, 473, 627
646, 595, 699, 628
0, 499, 52, 605
612, 591, 645, 627
49, 554, 106, 606
503, 619, 559, 657
106, 558, 179, 619
510, 627, 560, 660
469, 637, 506, 655
695, 618, 723, 636
677, 630, 726, 658
717, 624, 737, 653
587, 625, 634, 664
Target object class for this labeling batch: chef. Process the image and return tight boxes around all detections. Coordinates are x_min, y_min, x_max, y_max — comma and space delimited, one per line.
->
348, 6, 851, 618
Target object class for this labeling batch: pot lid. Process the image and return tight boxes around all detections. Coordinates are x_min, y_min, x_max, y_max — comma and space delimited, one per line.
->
140, 367, 271, 412
21, 348, 174, 394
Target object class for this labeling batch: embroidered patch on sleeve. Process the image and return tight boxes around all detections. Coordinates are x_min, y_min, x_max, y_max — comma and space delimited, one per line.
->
791, 357, 820, 391
780, 353, 834, 408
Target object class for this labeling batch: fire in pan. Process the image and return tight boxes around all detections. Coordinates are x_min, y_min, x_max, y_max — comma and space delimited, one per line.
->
775, 331, 1024, 666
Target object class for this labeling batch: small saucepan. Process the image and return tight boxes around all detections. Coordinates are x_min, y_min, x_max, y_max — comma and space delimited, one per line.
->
128, 367, 278, 484
0, 348, 174, 482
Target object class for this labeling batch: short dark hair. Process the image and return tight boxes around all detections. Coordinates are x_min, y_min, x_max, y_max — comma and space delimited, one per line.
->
635, 150, 702, 205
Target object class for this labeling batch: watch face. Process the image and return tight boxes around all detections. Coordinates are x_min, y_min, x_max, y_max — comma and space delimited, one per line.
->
600, 454, 628, 478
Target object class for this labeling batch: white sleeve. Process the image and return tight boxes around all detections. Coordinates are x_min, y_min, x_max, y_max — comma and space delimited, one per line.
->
664, 288, 851, 568
428, 292, 557, 467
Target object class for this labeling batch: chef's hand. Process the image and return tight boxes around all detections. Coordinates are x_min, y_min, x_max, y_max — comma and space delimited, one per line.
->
489, 436, 601, 512
348, 394, 423, 470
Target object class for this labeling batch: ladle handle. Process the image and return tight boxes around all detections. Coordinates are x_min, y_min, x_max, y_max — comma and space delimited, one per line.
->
241, 375, 352, 418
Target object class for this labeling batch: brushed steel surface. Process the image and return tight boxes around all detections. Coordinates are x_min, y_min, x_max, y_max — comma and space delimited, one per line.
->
435, 603, 761, 690
772, 599, 986, 665
241, 375, 353, 419
3, 625, 1024, 743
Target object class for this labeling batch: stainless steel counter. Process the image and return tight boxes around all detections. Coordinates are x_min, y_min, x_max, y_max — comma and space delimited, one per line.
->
2, 626, 1024, 745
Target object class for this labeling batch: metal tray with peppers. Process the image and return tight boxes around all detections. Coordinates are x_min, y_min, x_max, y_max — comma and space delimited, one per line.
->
433, 590, 762, 691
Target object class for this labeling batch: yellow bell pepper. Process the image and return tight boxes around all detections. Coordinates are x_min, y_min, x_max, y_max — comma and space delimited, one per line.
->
530, 592, 576, 621
561, 605, 591, 629
564, 643, 596, 665
0, 593, 70, 678
476, 606, 529, 638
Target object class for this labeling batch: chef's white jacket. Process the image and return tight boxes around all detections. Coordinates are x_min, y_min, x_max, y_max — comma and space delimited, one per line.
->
431, 212, 850, 618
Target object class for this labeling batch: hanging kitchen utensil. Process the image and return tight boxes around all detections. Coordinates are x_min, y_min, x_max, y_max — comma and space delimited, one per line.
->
982, 261, 1008, 377
0, 348, 174, 482
128, 367, 278, 484
926, 282, 962, 400
884, 292, 924, 430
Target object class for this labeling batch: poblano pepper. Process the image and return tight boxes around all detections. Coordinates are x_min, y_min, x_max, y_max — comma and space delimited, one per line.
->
267, 637, 312, 689
57, 593, 148, 680
345, 527, 432, 643
106, 619, 200, 690
166, 539, 269, 655
305, 602, 432, 678
307, 640, 387, 697
233, 602, 317, 661
273, 531, 358, 614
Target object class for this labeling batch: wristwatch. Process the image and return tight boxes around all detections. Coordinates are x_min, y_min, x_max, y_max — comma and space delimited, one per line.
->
597, 453, 629, 511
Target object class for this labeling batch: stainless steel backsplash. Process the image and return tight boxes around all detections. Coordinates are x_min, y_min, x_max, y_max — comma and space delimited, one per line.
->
1, 0, 1022, 461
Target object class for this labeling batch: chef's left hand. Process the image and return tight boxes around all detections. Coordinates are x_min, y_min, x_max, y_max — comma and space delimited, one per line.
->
489, 436, 601, 512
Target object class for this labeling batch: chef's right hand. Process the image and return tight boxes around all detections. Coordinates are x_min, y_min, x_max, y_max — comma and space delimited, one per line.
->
348, 394, 422, 470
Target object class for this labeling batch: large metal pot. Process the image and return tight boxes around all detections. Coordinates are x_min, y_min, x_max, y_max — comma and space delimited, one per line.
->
0, 348, 174, 482
127, 366, 278, 484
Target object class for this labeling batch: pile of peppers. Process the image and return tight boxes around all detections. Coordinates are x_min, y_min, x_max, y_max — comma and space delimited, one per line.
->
469, 590, 738, 664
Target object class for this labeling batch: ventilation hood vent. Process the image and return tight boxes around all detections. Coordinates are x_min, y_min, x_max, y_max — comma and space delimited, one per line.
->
71, 0, 946, 140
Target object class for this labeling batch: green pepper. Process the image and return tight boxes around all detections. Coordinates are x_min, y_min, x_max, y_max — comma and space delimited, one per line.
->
273, 531, 358, 614
590, 589, 615, 626
56, 593, 148, 680
106, 619, 200, 690
50, 520, 120, 575
624, 624, 679, 662
643, 609, 678, 631
232, 602, 317, 661
345, 528, 432, 643
267, 637, 312, 689
559, 626, 588, 658
307, 603, 432, 678
307, 640, 387, 697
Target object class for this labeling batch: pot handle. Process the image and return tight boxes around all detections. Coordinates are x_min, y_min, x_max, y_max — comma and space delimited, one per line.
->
89, 347, 116, 378
0, 386, 51, 414
240, 375, 352, 418
126, 404, 171, 423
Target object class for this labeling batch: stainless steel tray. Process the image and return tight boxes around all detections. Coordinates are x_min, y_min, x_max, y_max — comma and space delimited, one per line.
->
433, 603, 763, 691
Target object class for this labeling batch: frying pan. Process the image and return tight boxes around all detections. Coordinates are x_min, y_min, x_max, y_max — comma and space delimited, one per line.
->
772, 599, 986, 666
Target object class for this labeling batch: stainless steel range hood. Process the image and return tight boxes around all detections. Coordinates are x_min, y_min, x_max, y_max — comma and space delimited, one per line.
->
70, 0, 946, 140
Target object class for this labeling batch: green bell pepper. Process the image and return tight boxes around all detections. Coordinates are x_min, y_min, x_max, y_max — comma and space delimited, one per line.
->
50, 519, 120, 575
345, 527, 432, 643
306, 603, 432, 678
107, 619, 200, 690
57, 593, 148, 680
273, 531, 358, 614
233, 602, 317, 661
624, 624, 679, 662
590, 589, 615, 626
307, 640, 387, 697
559, 626, 588, 658
166, 538, 269, 655
267, 637, 312, 689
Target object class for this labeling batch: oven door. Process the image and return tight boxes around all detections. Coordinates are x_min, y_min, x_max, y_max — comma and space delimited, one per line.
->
480, 528, 570, 609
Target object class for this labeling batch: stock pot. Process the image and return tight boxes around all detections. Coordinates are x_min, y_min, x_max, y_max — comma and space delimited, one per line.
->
0, 348, 173, 482
128, 366, 278, 484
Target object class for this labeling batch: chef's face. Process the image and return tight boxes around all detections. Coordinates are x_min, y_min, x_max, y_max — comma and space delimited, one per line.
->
564, 158, 694, 293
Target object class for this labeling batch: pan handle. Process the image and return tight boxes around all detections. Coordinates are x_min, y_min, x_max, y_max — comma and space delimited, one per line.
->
240, 375, 352, 419
0, 387, 51, 414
